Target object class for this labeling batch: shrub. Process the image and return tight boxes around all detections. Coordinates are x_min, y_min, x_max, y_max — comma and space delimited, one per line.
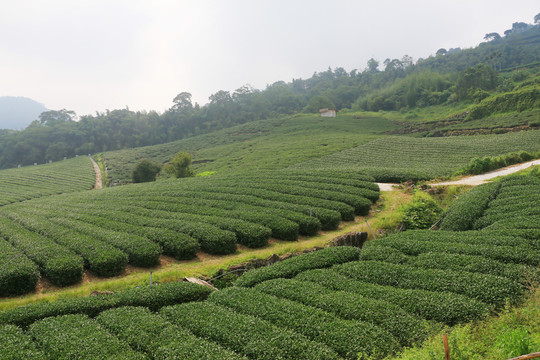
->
96, 306, 246, 360
296, 269, 490, 325
29, 314, 146, 359
132, 158, 161, 183
235, 246, 361, 287
439, 182, 500, 231
400, 191, 442, 230
0, 325, 45, 360
360, 245, 538, 285
0, 215, 83, 287
254, 278, 428, 347
0, 281, 212, 327
160, 302, 341, 360
0, 239, 40, 297
334, 260, 524, 306
209, 287, 400, 359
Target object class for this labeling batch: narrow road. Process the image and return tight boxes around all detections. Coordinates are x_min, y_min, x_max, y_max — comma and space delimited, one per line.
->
377, 159, 540, 191
89, 157, 103, 189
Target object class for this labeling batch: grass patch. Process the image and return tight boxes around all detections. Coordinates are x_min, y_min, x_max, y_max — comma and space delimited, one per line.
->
391, 289, 540, 360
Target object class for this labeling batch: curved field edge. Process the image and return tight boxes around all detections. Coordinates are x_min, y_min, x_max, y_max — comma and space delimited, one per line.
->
0, 190, 405, 311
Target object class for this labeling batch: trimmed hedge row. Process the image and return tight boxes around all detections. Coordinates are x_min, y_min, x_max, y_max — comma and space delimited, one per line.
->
0, 215, 82, 287
189, 184, 356, 221
186, 179, 372, 216
334, 260, 523, 306
484, 215, 540, 230
2, 209, 128, 277
209, 287, 400, 359
129, 195, 321, 237
227, 176, 381, 203
235, 246, 361, 287
360, 245, 538, 285
0, 324, 45, 360
0, 239, 40, 297
241, 181, 373, 215
368, 232, 540, 266
96, 306, 246, 360
380, 230, 531, 248
126, 201, 295, 243
160, 301, 342, 360
48, 217, 161, 267
474, 208, 540, 229
149, 189, 343, 230
296, 269, 490, 325
28, 314, 146, 360
0, 281, 212, 328
254, 278, 428, 347
53, 212, 199, 260
59, 205, 238, 255
439, 181, 500, 231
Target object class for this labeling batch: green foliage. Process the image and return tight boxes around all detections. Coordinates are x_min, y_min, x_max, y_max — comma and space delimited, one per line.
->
354, 71, 452, 111
365, 230, 540, 266
28, 314, 146, 360
360, 244, 538, 286
0, 157, 95, 207
456, 63, 498, 99
96, 306, 246, 360
467, 86, 540, 119
254, 278, 429, 347
0, 238, 40, 297
392, 290, 540, 360
164, 151, 195, 178
101, 114, 394, 182
0, 325, 45, 360
235, 246, 361, 287
293, 130, 540, 180
400, 191, 442, 230
439, 182, 500, 231
0, 281, 212, 328
209, 287, 401, 359
160, 301, 342, 360
296, 269, 490, 325
1, 209, 129, 277
334, 260, 523, 306
0, 215, 83, 286
457, 149, 540, 175
131, 158, 161, 183
303, 95, 335, 113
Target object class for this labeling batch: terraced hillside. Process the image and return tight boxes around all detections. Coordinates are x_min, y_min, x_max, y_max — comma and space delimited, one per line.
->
100, 114, 396, 183
0, 169, 379, 295
0, 175, 537, 359
0, 157, 95, 206
292, 129, 540, 181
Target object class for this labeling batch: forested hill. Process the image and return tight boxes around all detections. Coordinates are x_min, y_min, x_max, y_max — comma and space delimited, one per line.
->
0, 19, 539, 169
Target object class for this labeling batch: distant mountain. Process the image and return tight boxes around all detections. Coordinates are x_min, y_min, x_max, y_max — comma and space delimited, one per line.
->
0, 96, 48, 130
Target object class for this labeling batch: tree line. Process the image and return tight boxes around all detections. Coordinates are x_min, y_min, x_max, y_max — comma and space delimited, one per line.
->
0, 18, 539, 169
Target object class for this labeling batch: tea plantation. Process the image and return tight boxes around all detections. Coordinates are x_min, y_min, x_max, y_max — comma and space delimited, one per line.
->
0, 156, 95, 206
0, 175, 537, 359
0, 169, 379, 293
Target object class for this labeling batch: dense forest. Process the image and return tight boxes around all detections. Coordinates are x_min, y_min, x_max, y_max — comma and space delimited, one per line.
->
0, 19, 539, 169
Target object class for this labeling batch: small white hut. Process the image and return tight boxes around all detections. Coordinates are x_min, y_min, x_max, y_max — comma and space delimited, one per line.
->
319, 108, 336, 117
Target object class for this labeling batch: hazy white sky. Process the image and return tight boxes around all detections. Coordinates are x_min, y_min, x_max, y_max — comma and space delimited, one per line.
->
0, 0, 538, 116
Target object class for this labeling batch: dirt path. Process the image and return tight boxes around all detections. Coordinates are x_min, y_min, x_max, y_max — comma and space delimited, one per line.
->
377, 159, 540, 191
430, 159, 540, 186
89, 157, 103, 189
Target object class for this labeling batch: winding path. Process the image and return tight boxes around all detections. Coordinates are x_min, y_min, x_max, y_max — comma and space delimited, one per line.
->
89, 157, 103, 189
377, 159, 540, 191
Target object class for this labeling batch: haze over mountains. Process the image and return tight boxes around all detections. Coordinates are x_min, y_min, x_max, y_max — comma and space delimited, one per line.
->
0, 97, 47, 130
